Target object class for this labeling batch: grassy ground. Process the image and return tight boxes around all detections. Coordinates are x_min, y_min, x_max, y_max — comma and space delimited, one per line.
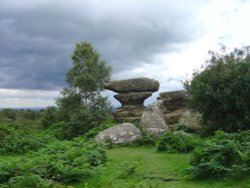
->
75, 147, 250, 188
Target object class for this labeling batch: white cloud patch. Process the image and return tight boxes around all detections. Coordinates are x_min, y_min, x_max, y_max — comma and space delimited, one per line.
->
0, 89, 59, 108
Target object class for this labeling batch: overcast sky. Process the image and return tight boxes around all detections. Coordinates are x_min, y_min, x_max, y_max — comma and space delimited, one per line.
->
1, 0, 250, 108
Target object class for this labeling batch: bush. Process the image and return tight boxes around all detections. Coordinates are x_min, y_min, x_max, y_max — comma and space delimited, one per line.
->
156, 131, 201, 153
6, 173, 57, 188
31, 138, 107, 183
133, 132, 158, 146
41, 106, 59, 128
185, 46, 250, 132
0, 132, 51, 153
188, 131, 250, 178
0, 138, 107, 185
0, 159, 22, 183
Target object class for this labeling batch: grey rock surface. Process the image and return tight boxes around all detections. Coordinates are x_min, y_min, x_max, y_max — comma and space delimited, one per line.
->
164, 109, 185, 125
158, 90, 188, 113
95, 123, 142, 144
114, 106, 145, 121
114, 92, 152, 106
178, 110, 202, 131
104, 77, 159, 93
140, 101, 169, 136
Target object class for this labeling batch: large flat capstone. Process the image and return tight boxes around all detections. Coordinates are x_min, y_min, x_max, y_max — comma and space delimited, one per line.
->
104, 77, 159, 93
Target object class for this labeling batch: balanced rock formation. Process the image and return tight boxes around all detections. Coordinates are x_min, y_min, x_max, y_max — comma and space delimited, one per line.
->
105, 77, 159, 121
95, 123, 142, 144
140, 101, 169, 136
157, 90, 188, 125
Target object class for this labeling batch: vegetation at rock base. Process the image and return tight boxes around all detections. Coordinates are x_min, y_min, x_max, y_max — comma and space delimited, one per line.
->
185, 45, 250, 132
156, 131, 202, 153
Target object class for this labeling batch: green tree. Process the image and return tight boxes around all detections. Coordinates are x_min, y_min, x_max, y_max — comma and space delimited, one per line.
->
185, 46, 250, 132
41, 106, 59, 128
1, 109, 17, 121
57, 42, 112, 138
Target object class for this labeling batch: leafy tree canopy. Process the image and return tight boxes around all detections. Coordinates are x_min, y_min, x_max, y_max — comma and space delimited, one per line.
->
185, 45, 250, 132
57, 42, 112, 138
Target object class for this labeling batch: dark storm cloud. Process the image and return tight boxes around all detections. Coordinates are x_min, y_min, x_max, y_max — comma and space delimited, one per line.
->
0, 0, 207, 90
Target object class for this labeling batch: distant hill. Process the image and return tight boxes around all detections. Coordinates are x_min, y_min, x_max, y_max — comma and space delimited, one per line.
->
0, 107, 45, 111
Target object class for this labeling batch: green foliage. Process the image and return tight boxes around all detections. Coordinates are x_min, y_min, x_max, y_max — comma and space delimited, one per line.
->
43, 121, 66, 140
0, 109, 17, 121
6, 173, 57, 188
132, 132, 158, 146
57, 42, 112, 138
31, 138, 107, 183
0, 109, 41, 122
188, 131, 250, 179
0, 132, 50, 153
23, 110, 39, 120
185, 46, 250, 132
0, 138, 107, 186
156, 131, 201, 153
117, 161, 137, 179
41, 106, 59, 128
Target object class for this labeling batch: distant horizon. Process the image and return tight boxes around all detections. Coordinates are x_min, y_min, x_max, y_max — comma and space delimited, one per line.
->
0, 106, 120, 111
0, 107, 45, 110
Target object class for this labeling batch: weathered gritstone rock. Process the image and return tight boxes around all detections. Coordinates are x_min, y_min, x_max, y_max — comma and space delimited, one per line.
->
104, 77, 159, 93
157, 90, 189, 125
114, 92, 152, 106
164, 109, 185, 125
140, 101, 169, 137
158, 90, 189, 113
95, 123, 142, 144
158, 90, 189, 101
178, 110, 202, 132
114, 106, 145, 121
105, 77, 159, 121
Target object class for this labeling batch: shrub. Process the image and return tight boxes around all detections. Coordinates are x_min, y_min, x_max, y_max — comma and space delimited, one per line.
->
41, 106, 59, 128
0, 138, 107, 185
133, 132, 158, 146
185, 46, 250, 132
7, 173, 57, 188
31, 138, 107, 183
0, 133, 50, 153
0, 109, 17, 121
0, 159, 22, 183
188, 131, 250, 178
156, 131, 201, 153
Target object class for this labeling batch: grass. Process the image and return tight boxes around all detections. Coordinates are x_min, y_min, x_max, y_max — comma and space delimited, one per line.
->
74, 146, 250, 188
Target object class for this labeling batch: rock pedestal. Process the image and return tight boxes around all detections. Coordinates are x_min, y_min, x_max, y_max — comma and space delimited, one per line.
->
105, 77, 159, 121
114, 92, 152, 106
